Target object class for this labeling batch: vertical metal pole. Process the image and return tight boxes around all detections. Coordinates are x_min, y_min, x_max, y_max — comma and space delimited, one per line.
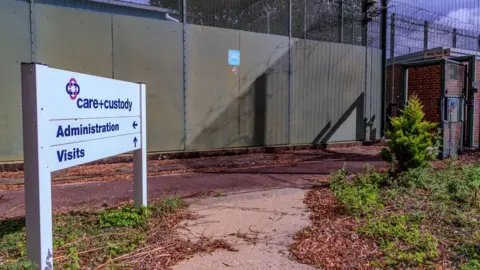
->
182, 0, 187, 150
467, 56, 476, 147
22, 63, 54, 270
288, 0, 292, 144
362, 0, 368, 46
478, 34, 480, 52
390, 13, 395, 58
352, 13, 355, 44
303, 0, 307, 39
440, 60, 446, 158
339, 0, 343, 43
401, 67, 408, 105
453, 28, 457, 48
134, 84, 147, 208
424, 21, 428, 50
380, 0, 388, 137
266, 10, 270, 34
29, 0, 36, 62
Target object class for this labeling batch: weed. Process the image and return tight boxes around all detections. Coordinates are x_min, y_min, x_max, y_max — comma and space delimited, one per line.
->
214, 192, 226, 198
150, 196, 185, 217
63, 247, 80, 270
330, 165, 384, 216
1, 260, 37, 270
359, 213, 438, 267
99, 206, 150, 228
0, 198, 186, 269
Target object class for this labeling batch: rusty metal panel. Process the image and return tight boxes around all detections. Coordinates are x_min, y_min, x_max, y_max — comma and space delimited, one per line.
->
0, 1, 31, 161
291, 40, 367, 144
35, 4, 113, 78
238, 31, 290, 146
112, 16, 184, 151
185, 25, 241, 150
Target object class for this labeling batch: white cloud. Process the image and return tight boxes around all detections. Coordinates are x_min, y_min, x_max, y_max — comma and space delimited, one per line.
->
436, 8, 480, 31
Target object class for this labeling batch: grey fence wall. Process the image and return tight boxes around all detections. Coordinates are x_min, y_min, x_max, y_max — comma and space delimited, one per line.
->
0, 0, 383, 162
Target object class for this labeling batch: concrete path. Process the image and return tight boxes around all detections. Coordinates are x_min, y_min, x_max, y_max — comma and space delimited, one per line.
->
175, 188, 315, 270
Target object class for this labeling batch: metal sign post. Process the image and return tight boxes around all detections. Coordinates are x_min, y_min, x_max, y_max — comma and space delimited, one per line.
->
21, 63, 147, 269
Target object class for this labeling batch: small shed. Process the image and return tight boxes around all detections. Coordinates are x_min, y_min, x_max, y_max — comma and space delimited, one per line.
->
386, 47, 480, 157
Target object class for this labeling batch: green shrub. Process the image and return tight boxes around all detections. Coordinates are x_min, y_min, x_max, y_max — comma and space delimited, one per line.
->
381, 94, 439, 173
330, 165, 384, 215
359, 213, 438, 267
99, 206, 150, 228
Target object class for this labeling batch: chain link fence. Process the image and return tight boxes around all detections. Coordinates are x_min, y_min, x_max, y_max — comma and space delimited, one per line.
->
387, 0, 480, 57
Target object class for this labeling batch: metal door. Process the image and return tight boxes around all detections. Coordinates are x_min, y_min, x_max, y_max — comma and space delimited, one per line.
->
441, 60, 467, 158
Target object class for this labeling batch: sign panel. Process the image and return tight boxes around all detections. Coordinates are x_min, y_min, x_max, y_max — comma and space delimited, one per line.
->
33, 65, 143, 171
21, 63, 147, 270
228, 49, 240, 66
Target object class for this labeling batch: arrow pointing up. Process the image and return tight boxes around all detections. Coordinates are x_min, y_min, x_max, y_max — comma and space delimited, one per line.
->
132, 121, 138, 129
133, 137, 138, 147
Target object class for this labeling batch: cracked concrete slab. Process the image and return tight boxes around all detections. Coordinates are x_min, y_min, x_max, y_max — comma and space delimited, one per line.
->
174, 188, 315, 270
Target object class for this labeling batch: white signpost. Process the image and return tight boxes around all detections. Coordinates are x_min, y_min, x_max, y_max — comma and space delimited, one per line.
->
21, 63, 147, 269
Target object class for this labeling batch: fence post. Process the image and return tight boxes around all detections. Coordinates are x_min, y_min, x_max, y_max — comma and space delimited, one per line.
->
380, 0, 388, 138
453, 28, 457, 48
303, 0, 307, 39
28, 0, 36, 62
182, 0, 187, 150
477, 34, 480, 52
424, 21, 428, 50
390, 13, 395, 58
288, 0, 292, 145
340, 0, 344, 43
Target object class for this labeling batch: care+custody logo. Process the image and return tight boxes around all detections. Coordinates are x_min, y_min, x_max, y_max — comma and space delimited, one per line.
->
65, 78, 80, 100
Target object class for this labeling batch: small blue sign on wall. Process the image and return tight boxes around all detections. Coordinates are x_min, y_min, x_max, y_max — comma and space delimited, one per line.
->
228, 50, 240, 66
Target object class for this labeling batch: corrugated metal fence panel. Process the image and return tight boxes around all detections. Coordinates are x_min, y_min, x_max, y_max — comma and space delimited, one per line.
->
112, 16, 184, 152
291, 39, 330, 144
366, 48, 383, 140
185, 25, 241, 150
35, 3, 113, 78
0, 0, 31, 162
291, 40, 366, 144
329, 44, 366, 142
238, 31, 290, 146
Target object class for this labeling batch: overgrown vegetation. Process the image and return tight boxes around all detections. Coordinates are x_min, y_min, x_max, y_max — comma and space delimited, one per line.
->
330, 165, 384, 216
0, 197, 191, 269
381, 94, 439, 173
293, 96, 480, 268
326, 97, 479, 268
327, 162, 480, 268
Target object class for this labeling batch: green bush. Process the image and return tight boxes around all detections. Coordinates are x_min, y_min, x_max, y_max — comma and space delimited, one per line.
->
330, 165, 384, 216
381, 94, 439, 173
